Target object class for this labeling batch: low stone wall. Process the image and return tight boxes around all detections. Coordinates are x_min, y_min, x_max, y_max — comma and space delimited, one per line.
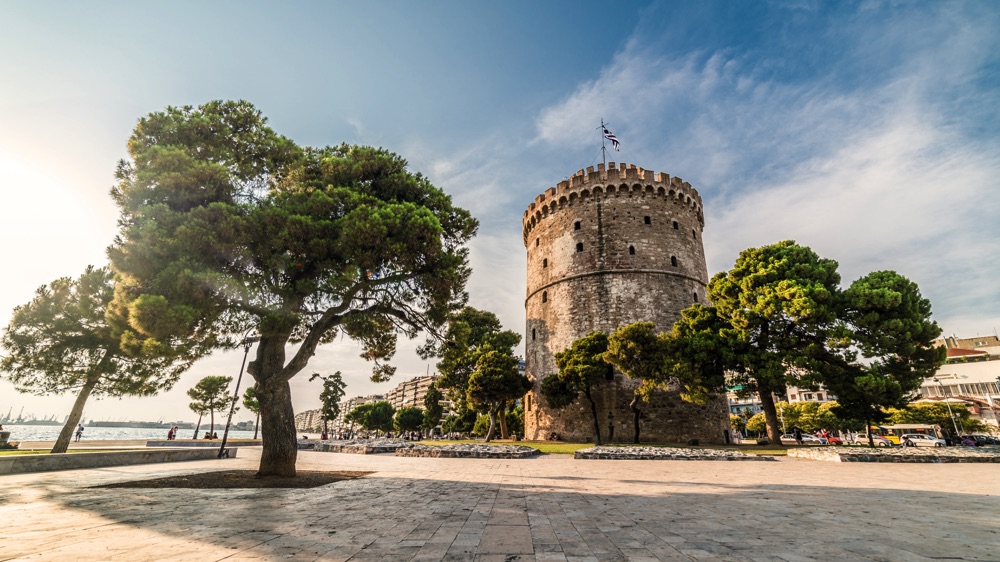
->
304, 439, 415, 454
396, 444, 539, 459
574, 446, 775, 461
788, 446, 1000, 463
147, 440, 262, 447
0, 447, 238, 475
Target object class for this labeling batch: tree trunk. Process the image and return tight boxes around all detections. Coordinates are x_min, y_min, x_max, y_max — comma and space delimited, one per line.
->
257, 376, 298, 476
865, 417, 874, 448
759, 390, 784, 446
193, 413, 203, 439
498, 402, 510, 439
253, 412, 259, 439
629, 393, 641, 444
584, 387, 602, 445
484, 407, 497, 442
209, 410, 215, 438
51, 378, 98, 454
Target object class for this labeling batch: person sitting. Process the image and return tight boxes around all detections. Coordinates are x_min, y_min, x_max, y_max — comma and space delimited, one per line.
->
900, 436, 915, 448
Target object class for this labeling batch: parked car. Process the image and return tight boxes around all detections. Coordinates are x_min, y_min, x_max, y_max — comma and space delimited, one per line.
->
780, 433, 825, 445
819, 435, 842, 445
852, 434, 893, 447
972, 435, 1000, 445
900, 433, 946, 447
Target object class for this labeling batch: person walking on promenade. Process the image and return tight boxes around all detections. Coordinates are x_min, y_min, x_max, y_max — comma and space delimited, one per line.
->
74, 424, 84, 442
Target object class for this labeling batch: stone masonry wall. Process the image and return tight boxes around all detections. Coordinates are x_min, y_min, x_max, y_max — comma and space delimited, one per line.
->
523, 162, 731, 443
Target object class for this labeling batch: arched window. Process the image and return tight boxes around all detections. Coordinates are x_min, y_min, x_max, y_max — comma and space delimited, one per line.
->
576, 242, 584, 252
644, 216, 651, 225
671, 256, 678, 267
692, 291, 698, 302
542, 291, 548, 303
629, 245, 635, 255
673, 220, 679, 230
574, 221, 581, 230
542, 258, 548, 268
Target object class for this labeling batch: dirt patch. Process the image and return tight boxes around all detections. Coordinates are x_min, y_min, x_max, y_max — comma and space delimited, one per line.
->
93, 470, 372, 489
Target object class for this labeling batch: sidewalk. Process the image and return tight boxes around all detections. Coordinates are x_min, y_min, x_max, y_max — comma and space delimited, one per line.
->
1, 448, 997, 561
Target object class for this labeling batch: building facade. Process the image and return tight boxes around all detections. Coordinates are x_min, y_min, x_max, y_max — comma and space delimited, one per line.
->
919, 340, 1000, 429
522, 162, 731, 443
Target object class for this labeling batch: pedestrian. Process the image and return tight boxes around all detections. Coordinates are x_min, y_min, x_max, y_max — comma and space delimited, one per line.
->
901, 436, 915, 448
793, 427, 803, 445
74, 424, 84, 442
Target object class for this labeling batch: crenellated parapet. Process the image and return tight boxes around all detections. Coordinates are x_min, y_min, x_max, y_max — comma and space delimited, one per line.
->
522, 162, 704, 245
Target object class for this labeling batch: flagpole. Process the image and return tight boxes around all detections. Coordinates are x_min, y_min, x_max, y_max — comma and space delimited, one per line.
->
599, 119, 607, 167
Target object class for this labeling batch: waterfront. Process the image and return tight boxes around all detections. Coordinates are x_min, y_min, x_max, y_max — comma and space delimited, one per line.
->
2, 424, 259, 442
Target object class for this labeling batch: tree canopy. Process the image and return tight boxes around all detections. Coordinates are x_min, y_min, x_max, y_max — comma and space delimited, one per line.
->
107, 100, 477, 475
422, 382, 445, 430
309, 371, 347, 435
187, 376, 233, 437
0, 265, 197, 453
465, 349, 531, 442
542, 331, 612, 445
394, 406, 425, 434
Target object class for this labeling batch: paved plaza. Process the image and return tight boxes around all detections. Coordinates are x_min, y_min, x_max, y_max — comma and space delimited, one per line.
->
1, 448, 998, 561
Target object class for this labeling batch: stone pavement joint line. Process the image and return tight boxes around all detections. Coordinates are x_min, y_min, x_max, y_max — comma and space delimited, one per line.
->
1, 449, 998, 561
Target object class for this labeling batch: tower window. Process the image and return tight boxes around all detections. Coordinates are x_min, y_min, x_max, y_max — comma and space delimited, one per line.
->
644, 216, 651, 225
532, 328, 536, 341
576, 242, 583, 252
693, 291, 698, 302
671, 256, 678, 267
629, 245, 635, 255
542, 291, 548, 303
574, 221, 581, 230
673, 220, 679, 230
542, 258, 548, 268
527, 394, 532, 411
692, 229, 697, 239
535, 237, 539, 247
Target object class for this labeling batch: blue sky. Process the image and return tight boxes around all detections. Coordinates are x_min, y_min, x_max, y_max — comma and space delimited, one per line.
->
1, 0, 998, 423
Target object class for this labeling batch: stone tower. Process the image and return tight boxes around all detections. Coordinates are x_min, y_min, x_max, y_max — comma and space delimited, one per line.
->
522, 162, 730, 443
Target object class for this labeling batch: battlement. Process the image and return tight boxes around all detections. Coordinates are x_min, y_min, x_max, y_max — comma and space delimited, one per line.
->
522, 162, 704, 245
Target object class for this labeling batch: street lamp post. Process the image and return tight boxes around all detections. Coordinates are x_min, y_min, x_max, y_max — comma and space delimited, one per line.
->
933, 377, 962, 440
218, 334, 258, 459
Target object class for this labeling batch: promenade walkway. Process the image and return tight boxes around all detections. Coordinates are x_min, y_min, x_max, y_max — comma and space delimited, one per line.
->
1, 447, 997, 561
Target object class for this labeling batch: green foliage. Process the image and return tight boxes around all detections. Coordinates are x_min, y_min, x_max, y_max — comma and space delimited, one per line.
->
707, 241, 842, 443
466, 349, 531, 441
107, 100, 478, 475
441, 410, 476, 435
472, 413, 491, 437
604, 322, 669, 443
662, 305, 732, 404
774, 401, 840, 433
394, 406, 425, 433
506, 405, 524, 438
886, 402, 983, 434
729, 414, 746, 433
187, 376, 232, 416
421, 307, 520, 413
309, 371, 347, 430
242, 385, 260, 414
422, 383, 444, 429
543, 331, 612, 444
1, 265, 199, 453
1, 266, 195, 397
746, 412, 767, 434
825, 271, 945, 428
345, 401, 396, 434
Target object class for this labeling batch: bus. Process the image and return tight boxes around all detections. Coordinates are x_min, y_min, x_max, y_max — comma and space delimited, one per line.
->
866, 424, 943, 444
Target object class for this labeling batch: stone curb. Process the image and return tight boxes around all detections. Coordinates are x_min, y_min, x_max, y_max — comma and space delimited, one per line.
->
788, 446, 1000, 462
0, 447, 238, 475
396, 445, 539, 459
574, 446, 775, 461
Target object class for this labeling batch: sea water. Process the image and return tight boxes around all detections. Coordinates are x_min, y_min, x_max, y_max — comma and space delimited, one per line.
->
3, 424, 259, 442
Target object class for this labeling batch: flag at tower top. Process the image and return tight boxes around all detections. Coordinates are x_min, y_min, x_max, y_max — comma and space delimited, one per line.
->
603, 126, 620, 151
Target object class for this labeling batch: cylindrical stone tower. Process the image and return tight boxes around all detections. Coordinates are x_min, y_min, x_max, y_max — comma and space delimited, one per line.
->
522, 162, 730, 443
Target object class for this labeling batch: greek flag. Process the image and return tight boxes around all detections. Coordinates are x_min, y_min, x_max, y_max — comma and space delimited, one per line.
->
603, 126, 620, 151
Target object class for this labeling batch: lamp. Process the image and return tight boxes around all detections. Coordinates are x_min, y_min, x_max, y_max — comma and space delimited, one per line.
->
932, 377, 962, 439
218, 333, 259, 459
